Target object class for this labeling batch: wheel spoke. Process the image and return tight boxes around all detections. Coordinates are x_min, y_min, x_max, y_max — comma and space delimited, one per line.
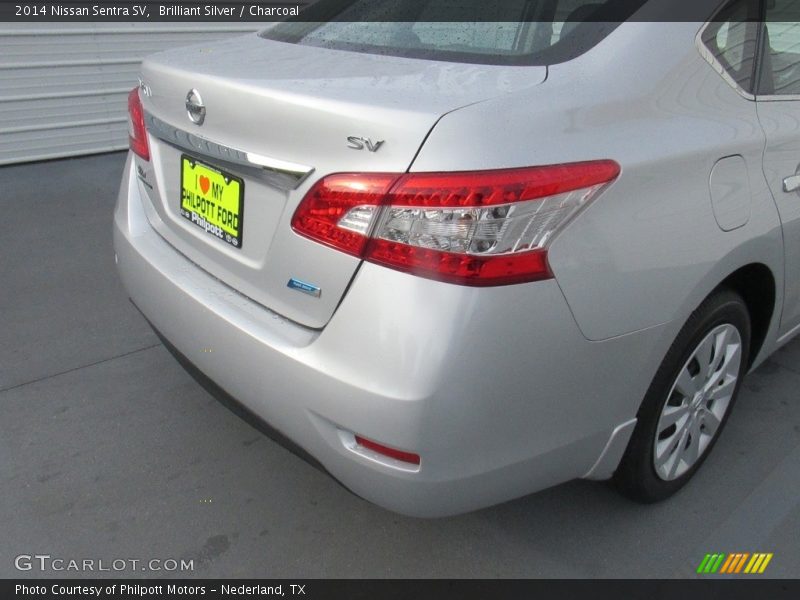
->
668, 426, 690, 479
701, 408, 721, 437
683, 416, 702, 466
704, 343, 741, 392
703, 366, 724, 392
659, 404, 690, 430
711, 327, 731, 373
707, 374, 736, 401
695, 334, 716, 379
655, 421, 684, 469
654, 440, 673, 469
722, 343, 742, 377
674, 366, 698, 398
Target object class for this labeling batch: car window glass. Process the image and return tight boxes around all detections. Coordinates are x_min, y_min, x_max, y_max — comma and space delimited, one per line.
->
760, 0, 800, 95
408, 22, 523, 53
260, 0, 647, 66
701, 0, 760, 93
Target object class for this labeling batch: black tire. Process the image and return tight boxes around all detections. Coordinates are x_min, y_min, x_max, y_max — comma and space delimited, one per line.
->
614, 288, 751, 503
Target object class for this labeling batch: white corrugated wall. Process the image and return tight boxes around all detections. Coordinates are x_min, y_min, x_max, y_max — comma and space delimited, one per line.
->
0, 23, 259, 165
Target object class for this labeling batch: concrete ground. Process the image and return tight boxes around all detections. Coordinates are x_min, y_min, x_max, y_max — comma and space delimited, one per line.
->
1, 152, 798, 579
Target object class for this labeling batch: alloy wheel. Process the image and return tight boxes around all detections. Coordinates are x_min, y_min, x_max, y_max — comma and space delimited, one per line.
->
653, 323, 742, 481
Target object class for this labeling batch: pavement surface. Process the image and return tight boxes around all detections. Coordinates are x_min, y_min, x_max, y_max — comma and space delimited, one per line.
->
1, 152, 798, 578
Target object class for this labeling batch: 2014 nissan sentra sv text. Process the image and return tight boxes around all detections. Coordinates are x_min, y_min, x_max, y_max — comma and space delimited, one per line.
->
114, 0, 800, 516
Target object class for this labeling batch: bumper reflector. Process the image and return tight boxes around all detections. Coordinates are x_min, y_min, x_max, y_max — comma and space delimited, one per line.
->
354, 435, 421, 466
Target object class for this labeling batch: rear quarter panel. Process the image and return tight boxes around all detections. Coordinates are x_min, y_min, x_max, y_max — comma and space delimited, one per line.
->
411, 22, 784, 354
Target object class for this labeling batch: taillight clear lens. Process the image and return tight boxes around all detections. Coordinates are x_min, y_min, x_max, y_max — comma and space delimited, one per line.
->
292, 161, 620, 286
127, 87, 150, 161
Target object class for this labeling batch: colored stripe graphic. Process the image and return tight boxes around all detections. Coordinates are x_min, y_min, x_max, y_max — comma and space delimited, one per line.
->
710, 554, 725, 573
702, 553, 774, 575
698, 554, 726, 574
734, 553, 750, 573
720, 552, 742, 574
758, 553, 774, 573
697, 554, 712, 574
719, 554, 735, 573
745, 554, 760, 573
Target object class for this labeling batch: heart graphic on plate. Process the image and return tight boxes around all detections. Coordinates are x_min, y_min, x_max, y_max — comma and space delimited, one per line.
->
199, 175, 210, 195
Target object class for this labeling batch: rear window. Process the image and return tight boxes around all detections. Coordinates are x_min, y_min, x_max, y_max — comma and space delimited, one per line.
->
260, 0, 648, 65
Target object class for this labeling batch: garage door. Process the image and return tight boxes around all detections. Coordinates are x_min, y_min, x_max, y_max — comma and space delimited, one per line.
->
0, 23, 258, 165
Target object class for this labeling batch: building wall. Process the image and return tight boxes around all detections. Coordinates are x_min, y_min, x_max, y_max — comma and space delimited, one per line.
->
0, 23, 258, 165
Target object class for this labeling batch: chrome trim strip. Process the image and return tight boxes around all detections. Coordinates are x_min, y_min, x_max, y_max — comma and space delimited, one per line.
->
756, 93, 800, 102
144, 111, 314, 189
777, 320, 800, 346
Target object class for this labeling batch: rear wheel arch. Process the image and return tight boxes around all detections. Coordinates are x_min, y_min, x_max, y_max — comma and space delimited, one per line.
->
670, 261, 777, 372
615, 288, 752, 501
610, 264, 776, 497
715, 263, 776, 369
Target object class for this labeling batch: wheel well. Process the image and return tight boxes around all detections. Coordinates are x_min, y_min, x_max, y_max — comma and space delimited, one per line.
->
717, 264, 776, 368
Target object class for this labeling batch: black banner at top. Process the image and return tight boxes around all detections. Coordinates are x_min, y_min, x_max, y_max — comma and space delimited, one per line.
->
1, 0, 797, 23
4, 2, 307, 21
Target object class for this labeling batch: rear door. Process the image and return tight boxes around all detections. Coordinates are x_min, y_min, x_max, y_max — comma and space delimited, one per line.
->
756, 0, 800, 334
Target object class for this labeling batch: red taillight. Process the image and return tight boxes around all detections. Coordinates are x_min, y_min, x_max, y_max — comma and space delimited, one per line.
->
291, 161, 620, 286
127, 87, 150, 161
290, 173, 397, 256
386, 162, 620, 207
364, 239, 551, 287
354, 435, 421, 466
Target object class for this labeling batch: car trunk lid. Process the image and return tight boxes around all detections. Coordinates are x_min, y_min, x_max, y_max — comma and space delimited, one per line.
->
135, 33, 546, 328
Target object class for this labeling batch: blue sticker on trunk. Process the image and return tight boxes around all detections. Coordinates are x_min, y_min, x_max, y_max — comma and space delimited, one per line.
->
287, 278, 321, 298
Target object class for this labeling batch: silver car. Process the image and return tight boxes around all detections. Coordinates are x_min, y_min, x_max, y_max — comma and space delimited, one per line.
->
114, 0, 800, 516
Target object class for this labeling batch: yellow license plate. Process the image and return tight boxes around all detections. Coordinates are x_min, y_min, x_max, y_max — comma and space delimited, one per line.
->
180, 155, 244, 249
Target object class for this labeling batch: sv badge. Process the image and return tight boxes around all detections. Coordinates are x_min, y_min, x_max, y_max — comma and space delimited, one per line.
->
347, 136, 384, 152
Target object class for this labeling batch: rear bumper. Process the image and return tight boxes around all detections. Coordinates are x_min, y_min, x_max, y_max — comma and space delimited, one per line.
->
114, 154, 665, 516
145, 319, 329, 476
